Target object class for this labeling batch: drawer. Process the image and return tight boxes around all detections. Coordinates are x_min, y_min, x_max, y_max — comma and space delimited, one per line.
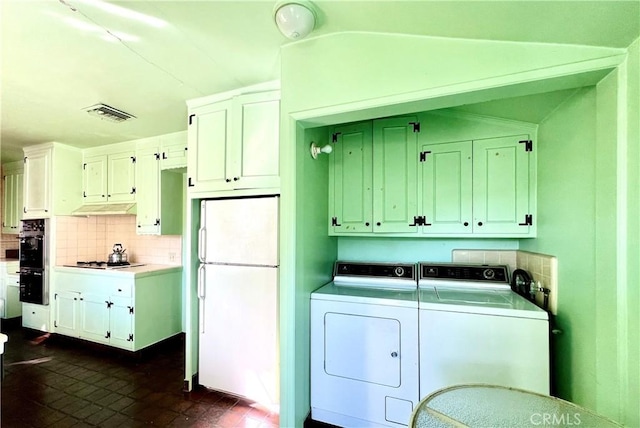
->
6, 275, 19, 287
22, 303, 50, 332
106, 281, 133, 297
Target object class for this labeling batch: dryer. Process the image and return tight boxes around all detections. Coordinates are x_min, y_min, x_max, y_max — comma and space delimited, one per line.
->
418, 262, 550, 398
310, 262, 419, 427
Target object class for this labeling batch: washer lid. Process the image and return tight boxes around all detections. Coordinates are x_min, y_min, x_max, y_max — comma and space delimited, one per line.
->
311, 282, 419, 308
419, 286, 548, 319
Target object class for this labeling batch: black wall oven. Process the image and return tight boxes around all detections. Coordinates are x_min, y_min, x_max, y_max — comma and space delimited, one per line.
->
19, 219, 48, 305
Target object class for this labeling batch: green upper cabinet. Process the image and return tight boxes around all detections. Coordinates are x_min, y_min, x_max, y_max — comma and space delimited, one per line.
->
329, 121, 373, 233
420, 134, 535, 237
472, 135, 534, 235
329, 110, 536, 238
372, 117, 419, 233
83, 150, 136, 204
2, 161, 24, 234
187, 89, 280, 196
419, 140, 473, 234
329, 116, 419, 235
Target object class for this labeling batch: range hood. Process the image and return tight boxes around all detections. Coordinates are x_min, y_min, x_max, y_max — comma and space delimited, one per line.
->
71, 203, 137, 216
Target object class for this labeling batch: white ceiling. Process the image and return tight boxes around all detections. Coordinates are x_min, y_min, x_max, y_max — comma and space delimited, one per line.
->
1, 0, 639, 163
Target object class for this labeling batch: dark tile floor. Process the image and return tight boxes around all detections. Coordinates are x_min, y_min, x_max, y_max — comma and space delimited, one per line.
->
1, 321, 279, 427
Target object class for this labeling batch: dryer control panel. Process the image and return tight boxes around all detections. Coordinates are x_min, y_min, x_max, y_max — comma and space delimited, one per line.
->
419, 263, 509, 284
334, 262, 416, 280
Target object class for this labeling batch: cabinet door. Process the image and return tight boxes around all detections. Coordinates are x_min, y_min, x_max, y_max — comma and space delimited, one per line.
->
24, 149, 51, 218
232, 91, 280, 189
372, 116, 419, 233
2, 172, 22, 233
420, 141, 473, 235
472, 135, 533, 235
82, 155, 108, 203
109, 296, 134, 350
187, 100, 233, 192
160, 131, 187, 170
54, 291, 80, 337
135, 147, 160, 234
107, 152, 136, 202
79, 293, 110, 344
329, 122, 373, 234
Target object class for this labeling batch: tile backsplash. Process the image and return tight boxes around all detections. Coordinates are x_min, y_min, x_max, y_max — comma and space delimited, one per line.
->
452, 249, 558, 314
55, 215, 182, 266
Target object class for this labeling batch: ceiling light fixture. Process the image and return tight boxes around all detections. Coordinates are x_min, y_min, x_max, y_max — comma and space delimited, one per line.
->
274, 1, 316, 40
83, 103, 136, 123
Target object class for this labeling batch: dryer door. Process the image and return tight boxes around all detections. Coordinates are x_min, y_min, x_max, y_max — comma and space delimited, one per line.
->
325, 312, 400, 386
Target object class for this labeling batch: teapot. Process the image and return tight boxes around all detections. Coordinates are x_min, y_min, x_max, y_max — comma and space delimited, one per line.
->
108, 243, 128, 264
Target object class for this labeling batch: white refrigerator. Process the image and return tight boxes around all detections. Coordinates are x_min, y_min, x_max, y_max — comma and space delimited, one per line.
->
197, 196, 279, 408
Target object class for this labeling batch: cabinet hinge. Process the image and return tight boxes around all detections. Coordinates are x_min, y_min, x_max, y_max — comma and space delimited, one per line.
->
331, 217, 342, 227
106, 331, 111, 339
519, 139, 533, 152
130, 156, 136, 163
154, 153, 160, 160
188, 114, 195, 125
331, 132, 341, 143
154, 219, 160, 226
409, 122, 421, 133
131, 187, 136, 194
188, 177, 195, 187
23, 156, 27, 164
128, 306, 134, 315
54, 321, 57, 328
162, 152, 168, 160
83, 163, 87, 170
409, 215, 431, 226
106, 301, 113, 308
128, 333, 134, 341
519, 214, 533, 226
419, 151, 431, 162
83, 191, 86, 198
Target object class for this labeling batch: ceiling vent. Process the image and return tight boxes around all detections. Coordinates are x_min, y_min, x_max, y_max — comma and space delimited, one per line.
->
83, 103, 136, 123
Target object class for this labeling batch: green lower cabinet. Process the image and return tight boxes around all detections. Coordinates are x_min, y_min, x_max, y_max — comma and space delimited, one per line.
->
53, 291, 80, 337
420, 135, 535, 237
109, 296, 134, 349
79, 293, 112, 345
329, 116, 419, 235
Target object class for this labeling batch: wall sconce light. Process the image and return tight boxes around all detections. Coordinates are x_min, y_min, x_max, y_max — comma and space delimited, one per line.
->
310, 142, 332, 159
274, 1, 316, 40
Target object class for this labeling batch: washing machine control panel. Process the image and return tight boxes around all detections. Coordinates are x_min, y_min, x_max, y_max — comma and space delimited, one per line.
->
419, 263, 509, 283
334, 262, 415, 280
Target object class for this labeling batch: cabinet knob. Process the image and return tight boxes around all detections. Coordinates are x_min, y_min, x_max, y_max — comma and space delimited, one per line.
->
376, 222, 381, 226
225, 179, 231, 183
233, 177, 239, 181
391, 351, 398, 358
365, 222, 370, 226
477, 221, 483, 226
464, 222, 469, 226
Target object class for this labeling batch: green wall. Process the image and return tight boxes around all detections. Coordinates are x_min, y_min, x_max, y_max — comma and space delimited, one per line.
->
279, 31, 634, 427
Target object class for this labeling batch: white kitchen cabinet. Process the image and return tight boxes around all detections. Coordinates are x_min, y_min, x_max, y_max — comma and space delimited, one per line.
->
135, 145, 183, 235
2, 161, 24, 234
160, 131, 187, 170
52, 267, 181, 351
23, 142, 83, 219
187, 88, 280, 195
1, 261, 21, 319
419, 134, 535, 237
22, 302, 50, 332
82, 150, 136, 204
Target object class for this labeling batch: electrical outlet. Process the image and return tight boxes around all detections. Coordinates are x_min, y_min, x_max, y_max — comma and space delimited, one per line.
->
168, 252, 176, 262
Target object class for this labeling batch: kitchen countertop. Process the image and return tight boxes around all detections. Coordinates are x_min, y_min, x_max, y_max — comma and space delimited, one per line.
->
0, 258, 19, 263
54, 264, 182, 279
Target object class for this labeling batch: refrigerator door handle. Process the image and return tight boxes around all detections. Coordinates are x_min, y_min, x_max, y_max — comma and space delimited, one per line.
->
198, 227, 206, 263
198, 265, 206, 333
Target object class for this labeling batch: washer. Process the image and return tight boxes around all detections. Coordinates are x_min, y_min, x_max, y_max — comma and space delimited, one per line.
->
418, 262, 550, 398
311, 261, 419, 428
